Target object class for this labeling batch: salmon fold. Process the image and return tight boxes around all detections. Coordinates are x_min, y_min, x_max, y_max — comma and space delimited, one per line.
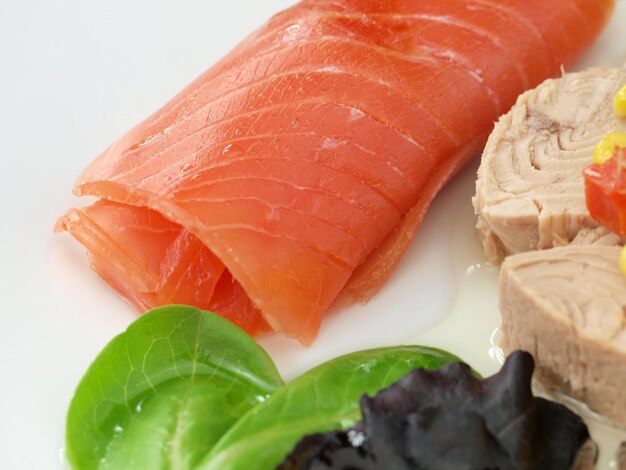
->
58, 0, 615, 344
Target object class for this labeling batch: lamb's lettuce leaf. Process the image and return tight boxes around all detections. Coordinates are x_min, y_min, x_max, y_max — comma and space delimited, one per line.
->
66, 306, 284, 470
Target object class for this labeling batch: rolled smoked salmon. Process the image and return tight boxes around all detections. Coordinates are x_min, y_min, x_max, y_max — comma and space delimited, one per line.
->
58, 0, 614, 344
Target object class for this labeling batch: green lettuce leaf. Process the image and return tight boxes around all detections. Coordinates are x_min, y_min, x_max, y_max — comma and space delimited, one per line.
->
200, 346, 461, 470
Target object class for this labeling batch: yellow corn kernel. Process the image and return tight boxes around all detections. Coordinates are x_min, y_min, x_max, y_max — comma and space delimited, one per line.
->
615, 85, 626, 118
620, 246, 626, 277
593, 132, 626, 165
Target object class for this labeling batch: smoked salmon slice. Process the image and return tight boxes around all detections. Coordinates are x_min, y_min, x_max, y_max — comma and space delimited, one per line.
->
58, 0, 614, 344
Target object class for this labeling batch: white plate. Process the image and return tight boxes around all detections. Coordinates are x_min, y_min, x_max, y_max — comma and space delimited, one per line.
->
1, 1, 624, 468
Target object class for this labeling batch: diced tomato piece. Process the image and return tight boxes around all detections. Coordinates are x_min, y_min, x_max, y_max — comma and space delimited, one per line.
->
584, 148, 626, 237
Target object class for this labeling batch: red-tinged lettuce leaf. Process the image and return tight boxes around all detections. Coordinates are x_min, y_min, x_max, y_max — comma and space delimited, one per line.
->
280, 351, 591, 470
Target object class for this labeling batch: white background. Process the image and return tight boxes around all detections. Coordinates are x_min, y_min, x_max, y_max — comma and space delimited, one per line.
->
0, 1, 624, 468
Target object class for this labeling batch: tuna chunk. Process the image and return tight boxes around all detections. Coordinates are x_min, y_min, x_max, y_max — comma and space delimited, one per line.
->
499, 245, 626, 427
474, 68, 626, 263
